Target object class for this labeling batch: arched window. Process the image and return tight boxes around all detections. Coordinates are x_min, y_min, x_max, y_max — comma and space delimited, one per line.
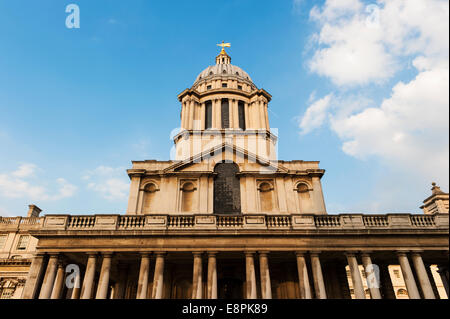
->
221, 99, 230, 128
296, 183, 312, 213
214, 163, 241, 214
258, 182, 274, 212
397, 289, 408, 297
238, 101, 246, 130
142, 183, 158, 213
205, 101, 212, 129
181, 182, 196, 212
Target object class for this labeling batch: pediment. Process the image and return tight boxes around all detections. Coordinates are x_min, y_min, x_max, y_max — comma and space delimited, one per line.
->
163, 142, 288, 174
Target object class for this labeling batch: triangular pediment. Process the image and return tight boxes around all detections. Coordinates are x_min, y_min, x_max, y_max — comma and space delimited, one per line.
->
163, 142, 288, 173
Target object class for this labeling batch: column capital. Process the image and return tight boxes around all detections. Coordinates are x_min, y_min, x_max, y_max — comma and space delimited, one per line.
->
101, 252, 114, 258
154, 251, 167, 257
410, 250, 424, 256
345, 252, 358, 258
396, 250, 410, 257
207, 251, 218, 257
360, 251, 373, 256
309, 251, 321, 256
139, 252, 152, 258
86, 252, 98, 257
245, 251, 256, 257
258, 251, 270, 257
295, 251, 308, 257
193, 252, 204, 257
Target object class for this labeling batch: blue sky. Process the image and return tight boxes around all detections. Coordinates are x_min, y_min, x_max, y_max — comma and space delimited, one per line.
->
0, 0, 448, 216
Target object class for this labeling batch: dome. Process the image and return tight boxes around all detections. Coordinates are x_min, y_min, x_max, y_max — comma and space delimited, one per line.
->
194, 63, 253, 85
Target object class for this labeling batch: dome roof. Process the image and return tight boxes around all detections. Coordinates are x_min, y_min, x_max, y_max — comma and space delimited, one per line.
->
194, 63, 253, 85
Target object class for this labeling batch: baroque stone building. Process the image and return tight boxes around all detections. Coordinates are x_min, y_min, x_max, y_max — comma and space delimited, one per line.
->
0, 46, 449, 300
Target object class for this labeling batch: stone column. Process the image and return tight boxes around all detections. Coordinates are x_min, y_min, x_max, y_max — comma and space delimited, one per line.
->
207, 252, 217, 299
264, 103, 270, 130
192, 252, 203, 299
397, 252, 421, 299
437, 264, 449, 298
188, 99, 195, 130
181, 102, 186, 129
22, 253, 46, 299
361, 253, 382, 299
411, 252, 436, 299
50, 260, 66, 299
295, 252, 312, 299
215, 99, 221, 129
244, 103, 250, 130
200, 102, 206, 130
259, 101, 266, 130
39, 254, 59, 299
259, 252, 272, 299
245, 252, 257, 299
346, 253, 366, 299
70, 267, 82, 299
136, 253, 151, 299
80, 253, 97, 299
152, 253, 165, 299
96, 253, 113, 299
310, 252, 327, 299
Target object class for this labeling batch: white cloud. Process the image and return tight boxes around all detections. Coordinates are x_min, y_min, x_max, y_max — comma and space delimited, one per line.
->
12, 163, 37, 178
299, 0, 449, 198
0, 164, 77, 201
84, 166, 129, 201
307, 0, 448, 86
299, 94, 333, 134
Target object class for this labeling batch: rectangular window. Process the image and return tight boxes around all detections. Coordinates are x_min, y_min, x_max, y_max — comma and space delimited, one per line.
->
221, 99, 229, 129
222, 83, 228, 88
238, 101, 246, 130
205, 101, 212, 129
238, 85, 243, 90
0, 235, 6, 249
16, 235, 29, 251
207, 85, 212, 90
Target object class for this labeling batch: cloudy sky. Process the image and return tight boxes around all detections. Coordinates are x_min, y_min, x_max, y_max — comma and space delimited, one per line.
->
0, 0, 448, 216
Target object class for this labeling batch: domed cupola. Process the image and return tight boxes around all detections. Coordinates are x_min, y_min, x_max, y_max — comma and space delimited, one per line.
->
193, 42, 254, 89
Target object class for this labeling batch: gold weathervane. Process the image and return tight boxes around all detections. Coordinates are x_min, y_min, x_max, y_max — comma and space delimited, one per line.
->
217, 41, 231, 54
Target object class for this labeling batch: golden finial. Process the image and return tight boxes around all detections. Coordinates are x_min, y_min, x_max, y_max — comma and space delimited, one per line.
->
217, 41, 231, 54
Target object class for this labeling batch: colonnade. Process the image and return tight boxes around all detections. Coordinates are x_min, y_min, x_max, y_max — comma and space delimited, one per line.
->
22, 250, 448, 299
